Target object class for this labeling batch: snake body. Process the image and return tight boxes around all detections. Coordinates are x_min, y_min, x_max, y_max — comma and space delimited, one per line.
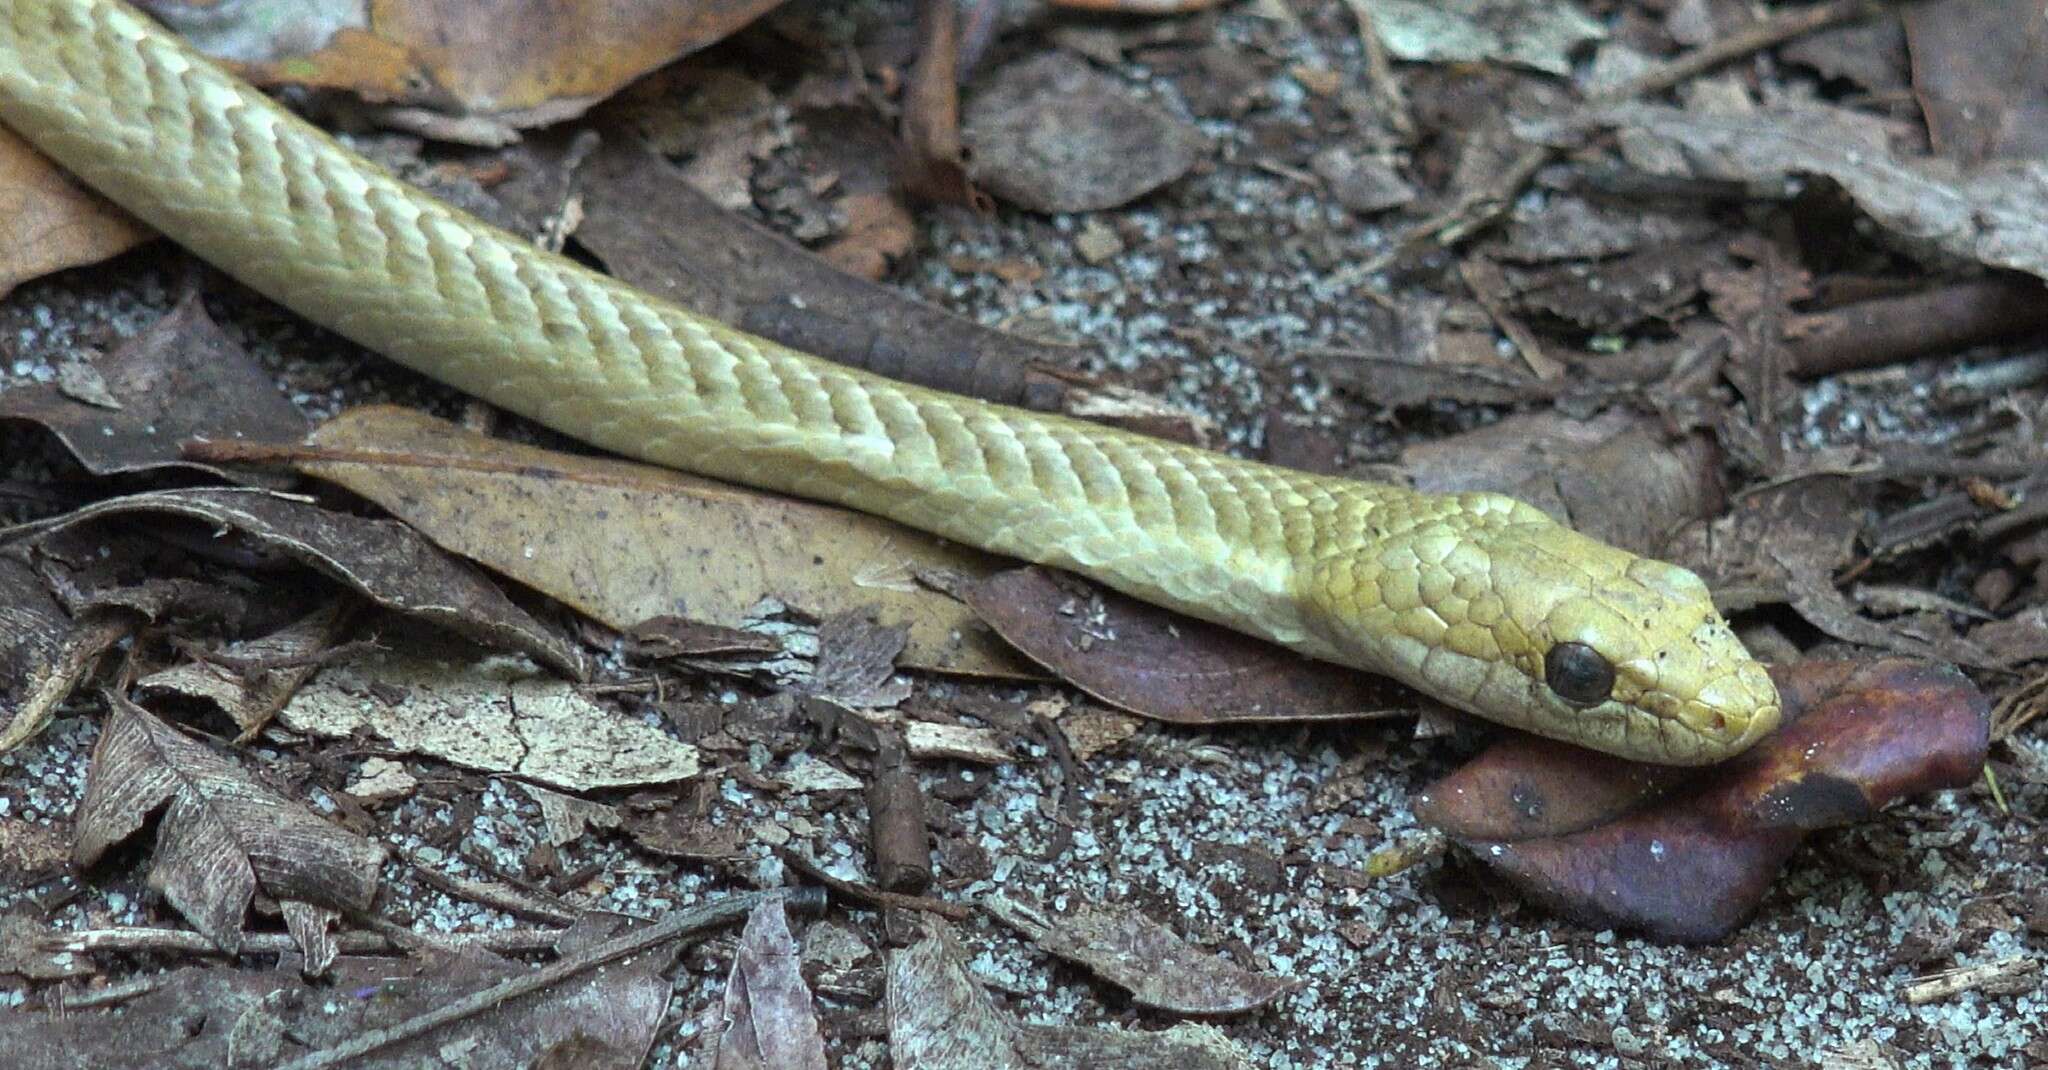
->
0, 0, 1779, 763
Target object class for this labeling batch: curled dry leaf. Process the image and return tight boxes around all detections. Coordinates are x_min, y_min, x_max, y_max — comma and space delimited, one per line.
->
964, 567, 1428, 724
0, 293, 307, 481
11, 486, 583, 677
135, 603, 355, 742
982, 891, 1299, 1015
300, 406, 1031, 677
74, 696, 387, 955
149, 0, 790, 143
0, 125, 151, 300
280, 647, 701, 793
715, 899, 829, 1070
1415, 659, 1990, 942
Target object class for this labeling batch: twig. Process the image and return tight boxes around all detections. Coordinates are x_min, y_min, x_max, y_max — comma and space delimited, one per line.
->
1341, 0, 1891, 280
274, 888, 822, 1070
47, 925, 569, 957
1338, 0, 1415, 140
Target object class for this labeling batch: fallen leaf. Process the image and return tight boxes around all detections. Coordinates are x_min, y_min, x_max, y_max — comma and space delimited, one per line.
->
982, 892, 1299, 1015
964, 53, 1206, 213
1416, 658, 1991, 941
74, 696, 387, 954
0, 125, 151, 300
887, 922, 1258, 1070
0, 553, 134, 754
715, 898, 828, 1070
135, 604, 355, 741
964, 567, 1428, 725
149, 0, 790, 143
522, 783, 623, 847
12, 486, 584, 677
279, 646, 701, 792
299, 406, 1031, 677
806, 611, 912, 709
0, 294, 308, 481
1904, 1, 2048, 164
1528, 102, 2048, 284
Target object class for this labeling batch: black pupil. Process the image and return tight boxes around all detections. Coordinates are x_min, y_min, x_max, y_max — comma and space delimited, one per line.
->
1544, 642, 1616, 706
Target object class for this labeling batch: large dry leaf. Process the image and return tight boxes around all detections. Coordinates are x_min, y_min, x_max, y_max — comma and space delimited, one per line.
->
1370, 0, 1605, 75
0, 125, 151, 300
74, 696, 387, 954
715, 898, 828, 1070
280, 646, 701, 792
1415, 659, 1989, 941
11, 486, 584, 677
0, 293, 308, 481
147, 0, 789, 142
299, 405, 1032, 677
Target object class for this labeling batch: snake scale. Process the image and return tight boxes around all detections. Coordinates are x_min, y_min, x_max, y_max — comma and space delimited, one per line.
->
0, 0, 1779, 763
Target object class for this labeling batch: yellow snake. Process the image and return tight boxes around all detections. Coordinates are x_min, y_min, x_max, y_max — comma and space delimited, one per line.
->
0, 0, 1779, 764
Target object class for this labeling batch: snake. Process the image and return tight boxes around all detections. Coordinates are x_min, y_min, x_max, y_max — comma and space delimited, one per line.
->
0, 0, 1779, 764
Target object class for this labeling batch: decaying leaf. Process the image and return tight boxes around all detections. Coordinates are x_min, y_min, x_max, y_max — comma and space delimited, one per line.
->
0, 293, 307, 481
1415, 659, 1991, 941
150, 0, 790, 144
279, 646, 701, 792
0, 553, 134, 754
965, 567, 1426, 724
135, 603, 355, 741
0, 125, 151, 300
982, 892, 1298, 1015
715, 898, 828, 1070
73, 696, 387, 954
888, 923, 1257, 1070
12, 486, 584, 677
299, 406, 1030, 677
805, 612, 912, 710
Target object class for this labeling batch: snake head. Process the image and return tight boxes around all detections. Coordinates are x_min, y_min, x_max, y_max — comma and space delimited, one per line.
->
1303, 492, 1781, 765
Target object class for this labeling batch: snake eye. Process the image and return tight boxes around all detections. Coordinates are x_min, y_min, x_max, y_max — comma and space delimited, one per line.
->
1544, 642, 1615, 707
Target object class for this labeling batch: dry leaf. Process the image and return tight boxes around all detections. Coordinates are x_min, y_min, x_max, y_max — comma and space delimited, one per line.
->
13, 486, 584, 677
280, 646, 701, 792
965, 567, 1427, 724
299, 406, 1031, 677
715, 899, 828, 1070
135, 604, 354, 741
1416, 659, 1990, 941
982, 892, 1299, 1015
150, 0, 790, 143
0, 293, 308, 481
0, 125, 150, 300
0, 553, 133, 754
74, 696, 387, 954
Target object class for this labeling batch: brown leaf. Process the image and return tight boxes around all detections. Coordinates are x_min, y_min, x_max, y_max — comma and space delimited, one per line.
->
806, 612, 912, 709
16, 486, 584, 677
149, 0, 790, 142
300, 405, 1030, 677
1904, 1, 2048, 164
74, 696, 387, 953
963, 53, 1206, 213
964, 567, 1428, 724
0, 125, 151, 300
0, 293, 307, 481
1417, 658, 1991, 941
715, 899, 828, 1070
135, 604, 355, 741
982, 892, 1299, 1015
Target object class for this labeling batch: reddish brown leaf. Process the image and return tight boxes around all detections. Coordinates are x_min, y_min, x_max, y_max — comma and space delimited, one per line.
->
1418, 659, 1990, 942
964, 567, 1428, 724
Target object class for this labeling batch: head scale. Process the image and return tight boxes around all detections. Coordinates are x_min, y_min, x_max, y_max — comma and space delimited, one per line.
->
1304, 492, 1780, 765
